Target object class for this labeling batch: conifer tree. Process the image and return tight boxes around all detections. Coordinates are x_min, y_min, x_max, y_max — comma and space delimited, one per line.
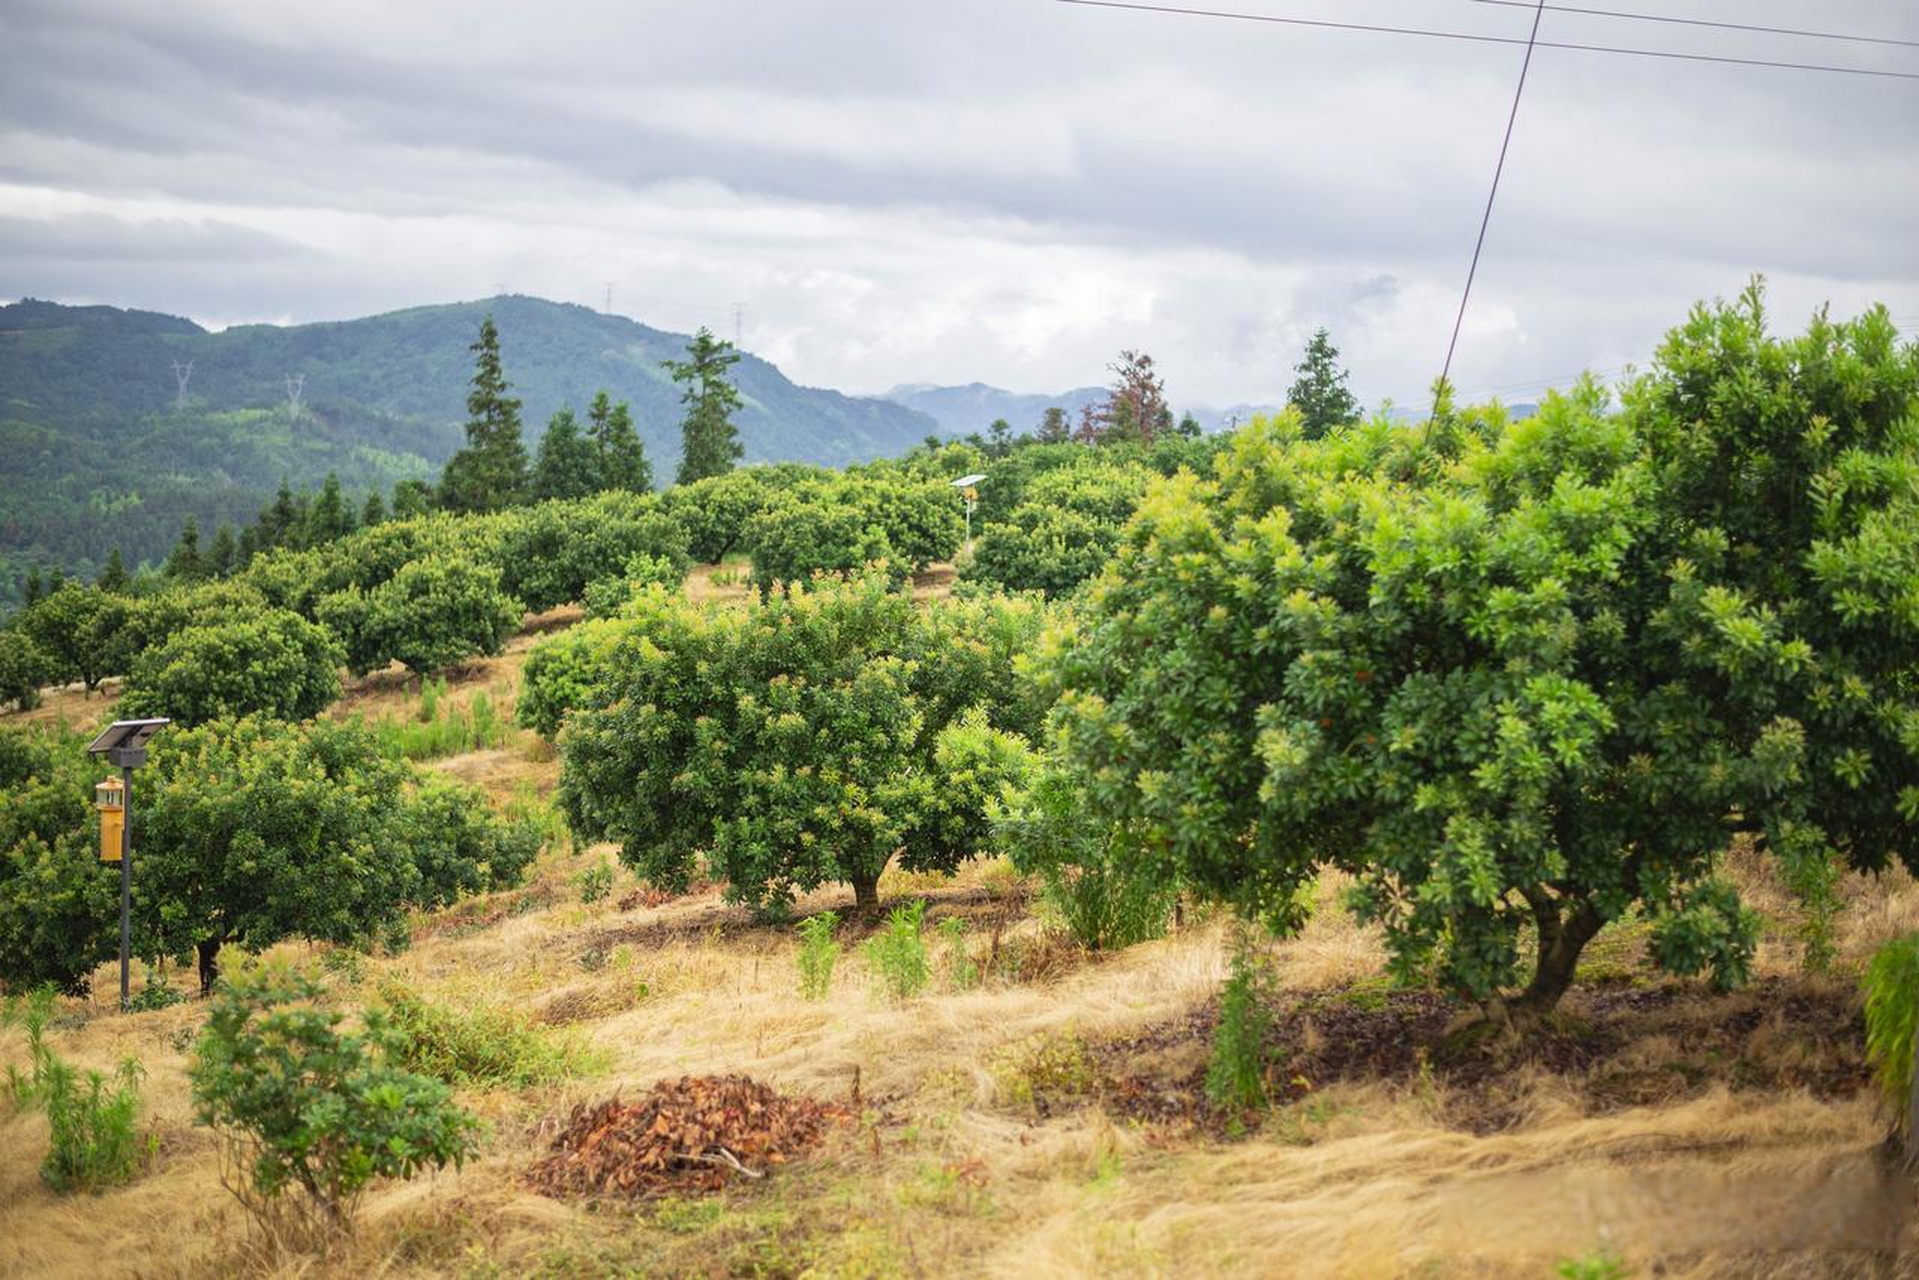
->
392, 480, 434, 519
439, 316, 529, 512
165, 516, 206, 582
97, 548, 130, 594
260, 479, 302, 551
22, 569, 43, 608
532, 406, 600, 501
1287, 328, 1360, 439
666, 327, 744, 485
206, 524, 238, 577
1036, 406, 1070, 444
588, 390, 651, 493
361, 489, 386, 528
1098, 350, 1172, 445
306, 472, 356, 544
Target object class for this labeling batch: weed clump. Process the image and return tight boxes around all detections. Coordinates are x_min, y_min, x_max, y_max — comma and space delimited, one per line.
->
1207, 929, 1278, 1113
988, 1029, 1098, 1114
3, 988, 153, 1193
796, 911, 840, 1001
376, 981, 599, 1088
190, 961, 481, 1243
863, 900, 930, 1001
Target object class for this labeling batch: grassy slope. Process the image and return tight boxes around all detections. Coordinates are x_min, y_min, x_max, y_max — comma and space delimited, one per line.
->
4, 573, 1917, 1277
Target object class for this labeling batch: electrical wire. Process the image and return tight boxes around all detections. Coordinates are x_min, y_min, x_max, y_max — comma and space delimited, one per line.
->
1440, 0, 1546, 402
1456, 0, 1919, 51
1053, 0, 1919, 81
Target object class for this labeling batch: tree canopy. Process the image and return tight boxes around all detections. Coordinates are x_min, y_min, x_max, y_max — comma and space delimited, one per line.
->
667, 327, 744, 486
1041, 291, 1919, 1022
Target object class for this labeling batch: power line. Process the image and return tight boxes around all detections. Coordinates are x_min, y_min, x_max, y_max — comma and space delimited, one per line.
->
1441, 0, 1546, 404
1053, 0, 1919, 81
1458, 0, 1919, 51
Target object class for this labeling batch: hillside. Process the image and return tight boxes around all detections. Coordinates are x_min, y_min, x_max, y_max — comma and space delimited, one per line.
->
0, 296, 935, 589
881, 380, 1282, 439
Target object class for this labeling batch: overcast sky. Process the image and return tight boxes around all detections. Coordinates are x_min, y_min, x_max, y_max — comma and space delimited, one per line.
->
2, 0, 1915, 409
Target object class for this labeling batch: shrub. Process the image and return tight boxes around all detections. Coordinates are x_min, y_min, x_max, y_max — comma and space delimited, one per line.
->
516, 617, 632, 741
961, 460, 1151, 598
18, 584, 129, 693
374, 981, 596, 1088
1864, 932, 1919, 1145
318, 553, 520, 677
743, 497, 896, 594
4, 989, 151, 1193
136, 717, 532, 992
558, 575, 1036, 916
1043, 292, 1919, 1021
863, 900, 931, 1001
999, 766, 1175, 952
496, 494, 690, 612
190, 962, 482, 1237
119, 611, 344, 727
796, 911, 839, 1001
938, 916, 977, 991
660, 467, 811, 563
1207, 930, 1276, 1112
575, 858, 614, 905
0, 729, 117, 993
0, 630, 50, 711
581, 552, 689, 619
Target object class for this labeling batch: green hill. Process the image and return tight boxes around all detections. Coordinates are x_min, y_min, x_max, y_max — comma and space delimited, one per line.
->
0, 296, 935, 593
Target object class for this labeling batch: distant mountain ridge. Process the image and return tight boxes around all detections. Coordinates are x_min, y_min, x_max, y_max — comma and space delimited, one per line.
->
879, 380, 1281, 438
0, 295, 936, 591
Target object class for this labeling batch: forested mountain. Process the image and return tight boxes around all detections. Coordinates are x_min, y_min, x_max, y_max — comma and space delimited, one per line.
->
880, 380, 1280, 439
0, 296, 935, 590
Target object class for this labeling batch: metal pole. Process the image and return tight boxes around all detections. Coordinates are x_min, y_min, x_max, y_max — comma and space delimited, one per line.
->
120, 764, 132, 1011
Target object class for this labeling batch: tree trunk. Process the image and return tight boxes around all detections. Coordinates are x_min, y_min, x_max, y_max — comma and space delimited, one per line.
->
850, 873, 880, 917
196, 937, 223, 997
1513, 894, 1603, 1018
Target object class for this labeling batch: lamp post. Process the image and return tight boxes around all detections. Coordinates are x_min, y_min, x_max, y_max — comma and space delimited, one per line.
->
950, 473, 987, 554
86, 718, 169, 1011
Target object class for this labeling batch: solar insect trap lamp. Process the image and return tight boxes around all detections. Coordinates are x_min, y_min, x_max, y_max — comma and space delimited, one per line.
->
86, 718, 169, 1010
950, 473, 987, 550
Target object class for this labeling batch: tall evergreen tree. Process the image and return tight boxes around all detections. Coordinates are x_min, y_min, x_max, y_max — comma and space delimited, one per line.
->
532, 407, 600, 501
439, 316, 530, 512
307, 472, 356, 544
97, 548, 130, 594
166, 516, 206, 582
361, 489, 387, 528
1287, 328, 1360, 439
666, 327, 744, 485
206, 524, 238, 577
392, 479, 434, 519
588, 390, 651, 493
260, 479, 301, 550
23, 570, 43, 608
1036, 406, 1070, 444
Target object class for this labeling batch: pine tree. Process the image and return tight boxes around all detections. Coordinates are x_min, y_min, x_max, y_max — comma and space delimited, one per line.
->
588, 390, 651, 493
1036, 406, 1070, 444
1287, 328, 1360, 440
166, 516, 206, 582
97, 548, 130, 594
23, 570, 43, 608
392, 480, 433, 519
532, 407, 600, 501
361, 489, 386, 528
206, 524, 238, 577
261, 479, 301, 550
666, 327, 744, 485
1175, 411, 1203, 439
306, 472, 356, 544
439, 316, 530, 512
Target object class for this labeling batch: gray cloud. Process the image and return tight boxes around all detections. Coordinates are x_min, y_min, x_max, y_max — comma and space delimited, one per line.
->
2, 0, 1915, 407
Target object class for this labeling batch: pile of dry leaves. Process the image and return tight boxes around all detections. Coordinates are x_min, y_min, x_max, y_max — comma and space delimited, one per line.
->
527, 1074, 850, 1199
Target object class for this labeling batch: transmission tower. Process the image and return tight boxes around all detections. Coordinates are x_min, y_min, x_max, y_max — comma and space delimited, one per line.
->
285, 374, 306, 421
170, 360, 194, 411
